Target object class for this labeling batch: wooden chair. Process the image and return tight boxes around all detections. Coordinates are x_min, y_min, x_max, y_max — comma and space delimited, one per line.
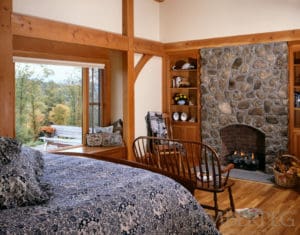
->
132, 136, 235, 227
145, 111, 173, 138
183, 139, 235, 227
132, 136, 194, 193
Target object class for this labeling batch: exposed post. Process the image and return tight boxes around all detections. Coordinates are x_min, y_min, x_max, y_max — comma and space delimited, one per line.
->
0, 0, 14, 137
123, 0, 135, 160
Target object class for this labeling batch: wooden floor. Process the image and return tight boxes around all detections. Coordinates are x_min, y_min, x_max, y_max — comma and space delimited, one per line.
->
194, 179, 300, 235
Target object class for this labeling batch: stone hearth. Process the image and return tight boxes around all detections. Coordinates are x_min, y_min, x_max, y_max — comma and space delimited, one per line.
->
200, 42, 289, 173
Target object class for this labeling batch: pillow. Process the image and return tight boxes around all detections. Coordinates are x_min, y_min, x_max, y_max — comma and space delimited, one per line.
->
0, 146, 50, 209
112, 119, 123, 135
86, 133, 103, 147
95, 125, 114, 133
89, 125, 114, 134
0, 137, 22, 166
101, 132, 123, 147
86, 132, 123, 147
21, 146, 45, 177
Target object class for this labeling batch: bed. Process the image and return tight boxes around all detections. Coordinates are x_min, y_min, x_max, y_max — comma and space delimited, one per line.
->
0, 138, 219, 234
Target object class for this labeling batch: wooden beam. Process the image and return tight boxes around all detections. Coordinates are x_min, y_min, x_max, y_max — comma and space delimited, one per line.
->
12, 13, 129, 51
12, 13, 165, 57
134, 54, 153, 82
123, 0, 135, 160
103, 62, 112, 126
0, 0, 14, 137
134, 37, 164, 56
13, 36, 110, 62
164, 29, 300, 52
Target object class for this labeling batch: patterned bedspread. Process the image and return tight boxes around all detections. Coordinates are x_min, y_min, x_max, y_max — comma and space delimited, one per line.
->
0, 154, 219, 234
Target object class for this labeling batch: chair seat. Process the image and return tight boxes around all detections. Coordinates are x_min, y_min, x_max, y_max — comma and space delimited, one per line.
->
196, 178, 235, 192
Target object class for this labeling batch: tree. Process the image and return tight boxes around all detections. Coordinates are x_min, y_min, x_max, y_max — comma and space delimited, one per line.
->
42, 80, 64, 124
64, 69, 82, 126
27, 78, 46, 140
15, 63, 54, 143
49, 104, 70, 125
15, 64, 33, 141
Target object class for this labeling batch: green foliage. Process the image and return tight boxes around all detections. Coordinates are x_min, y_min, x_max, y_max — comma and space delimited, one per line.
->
49, 104, 71, 125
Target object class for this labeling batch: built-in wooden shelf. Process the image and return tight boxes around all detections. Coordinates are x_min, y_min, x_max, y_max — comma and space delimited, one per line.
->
290, 44, 300, 157
166, 51, 200, 141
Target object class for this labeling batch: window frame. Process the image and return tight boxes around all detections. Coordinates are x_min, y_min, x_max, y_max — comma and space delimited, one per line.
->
82, 62, 111, 144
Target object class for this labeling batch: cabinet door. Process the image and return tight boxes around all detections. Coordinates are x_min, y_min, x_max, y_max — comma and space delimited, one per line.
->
172, 124, 200, 141
291, 131, 300, 158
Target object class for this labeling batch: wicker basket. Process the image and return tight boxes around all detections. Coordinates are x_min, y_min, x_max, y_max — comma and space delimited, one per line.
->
273, 169, 298, 188
273, 154, 300, 188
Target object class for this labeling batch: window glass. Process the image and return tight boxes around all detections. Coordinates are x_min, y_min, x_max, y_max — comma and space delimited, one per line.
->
89, 68, 103, 132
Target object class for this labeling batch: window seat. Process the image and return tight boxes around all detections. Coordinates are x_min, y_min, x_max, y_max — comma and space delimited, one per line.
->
49, 145, 127, 160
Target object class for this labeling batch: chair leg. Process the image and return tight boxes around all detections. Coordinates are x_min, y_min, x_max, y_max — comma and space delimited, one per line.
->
228, 186, 235, 213
213, 192, 221, 229
213, 192, 218, 219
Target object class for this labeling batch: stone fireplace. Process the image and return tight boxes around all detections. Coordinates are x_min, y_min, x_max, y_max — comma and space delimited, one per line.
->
200, 42, 289, 173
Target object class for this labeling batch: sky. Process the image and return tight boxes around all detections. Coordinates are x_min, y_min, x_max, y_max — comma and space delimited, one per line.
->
16, 62, 82, 83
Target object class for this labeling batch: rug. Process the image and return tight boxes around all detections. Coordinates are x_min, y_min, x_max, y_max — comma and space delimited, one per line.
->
236, 208, 263, 220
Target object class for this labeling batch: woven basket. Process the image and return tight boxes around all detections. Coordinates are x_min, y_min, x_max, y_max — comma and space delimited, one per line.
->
273, 169, 298, 188
273, 154, 299, 188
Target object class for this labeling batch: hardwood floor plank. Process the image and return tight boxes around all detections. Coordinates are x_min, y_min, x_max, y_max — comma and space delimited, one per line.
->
194, 179, 300, 235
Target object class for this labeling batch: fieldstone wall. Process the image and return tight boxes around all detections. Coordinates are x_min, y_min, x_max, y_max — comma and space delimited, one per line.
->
200, 42, 289, 173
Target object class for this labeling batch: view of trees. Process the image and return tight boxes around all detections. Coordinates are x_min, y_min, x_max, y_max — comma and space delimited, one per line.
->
15, 63, 82, 145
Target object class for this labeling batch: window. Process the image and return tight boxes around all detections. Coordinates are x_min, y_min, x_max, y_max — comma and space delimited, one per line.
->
14, 57, 105, 149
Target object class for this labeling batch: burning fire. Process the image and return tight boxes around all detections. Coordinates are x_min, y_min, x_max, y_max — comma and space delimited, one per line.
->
228, 150, 259, 171
233, 150, 255, 160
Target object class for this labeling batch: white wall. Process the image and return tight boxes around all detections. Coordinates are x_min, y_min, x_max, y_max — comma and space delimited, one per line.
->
134, 54, 162, 138
134, 0, 160, 40
160, 0, 300, 42
134, 1, 162, 137
110, 51, 123, 122
13, 0, 123, 34
13, 0, 161, 41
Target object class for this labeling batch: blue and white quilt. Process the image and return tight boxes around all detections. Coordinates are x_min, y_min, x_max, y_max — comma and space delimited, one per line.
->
0, 154, 219, 234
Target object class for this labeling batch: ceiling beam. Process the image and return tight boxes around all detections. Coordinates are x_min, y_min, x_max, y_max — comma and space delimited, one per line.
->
164, 29, 300, 52
134, 37, 164, 56
12, 12, 165, 56
12, 13, 129, 51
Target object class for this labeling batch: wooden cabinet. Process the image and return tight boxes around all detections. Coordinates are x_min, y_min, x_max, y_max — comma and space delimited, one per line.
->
165, 50, 200, 141
289, 44, 300, 157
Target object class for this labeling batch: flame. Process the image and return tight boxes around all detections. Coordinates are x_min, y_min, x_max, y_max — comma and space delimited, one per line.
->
251, 153, 255, 160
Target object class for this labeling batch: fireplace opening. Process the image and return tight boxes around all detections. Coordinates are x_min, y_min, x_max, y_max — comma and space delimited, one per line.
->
220, 125, 265, 171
